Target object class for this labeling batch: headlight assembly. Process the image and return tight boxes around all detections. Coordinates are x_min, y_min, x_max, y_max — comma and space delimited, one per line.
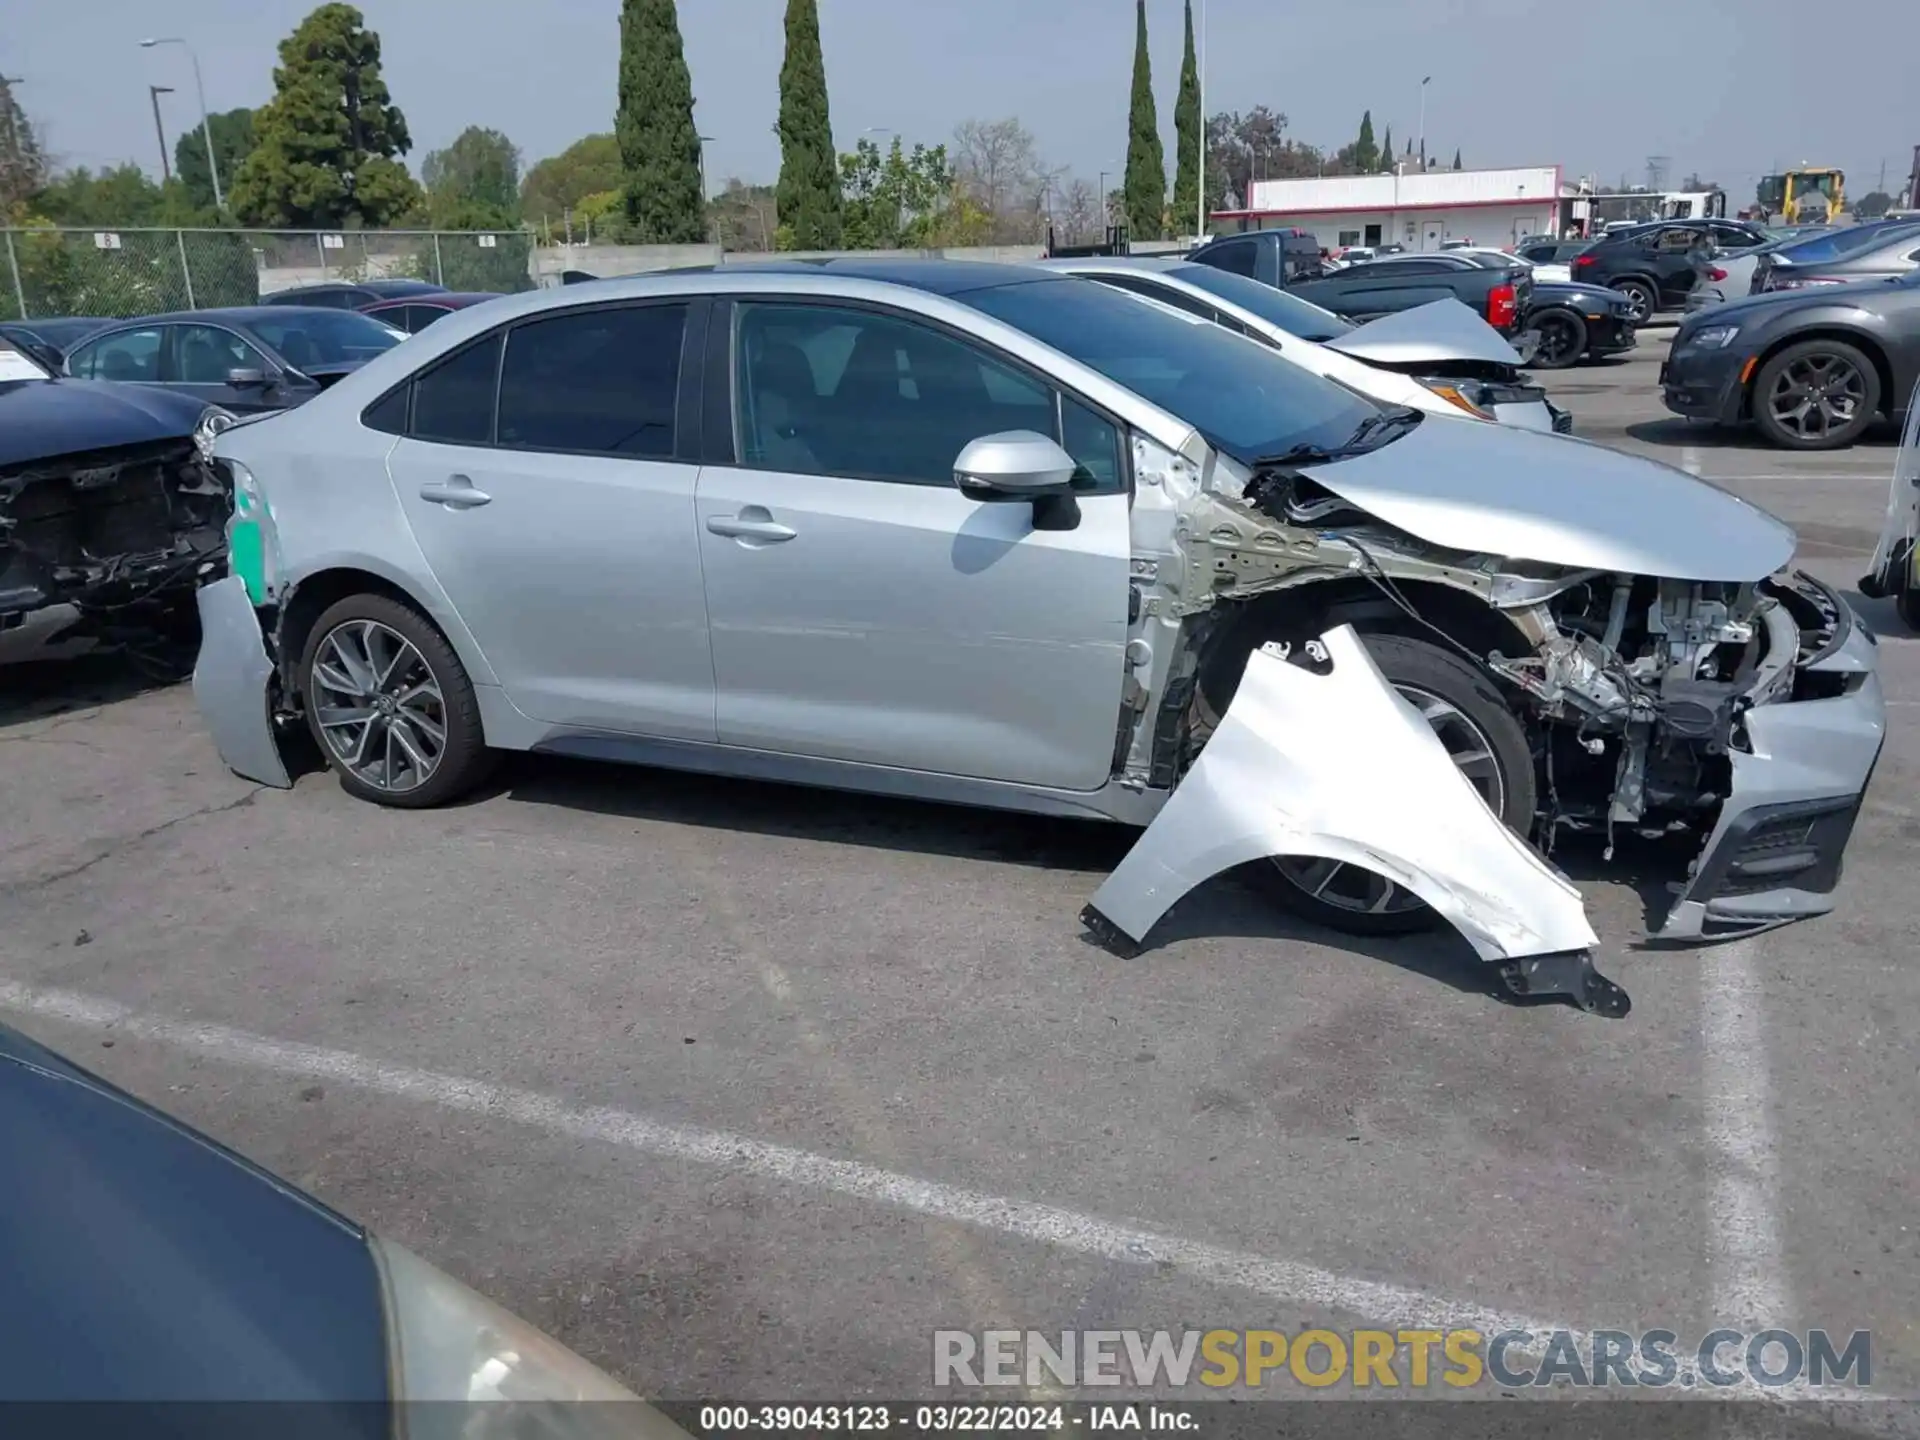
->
1416, 378, 1494, 420
1688, 325, 1741, 350
194, 405, 239, 461
371, 1235, 690, 1437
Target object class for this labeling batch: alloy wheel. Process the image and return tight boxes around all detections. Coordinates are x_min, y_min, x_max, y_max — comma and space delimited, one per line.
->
1270, 684, 1506, 916
308, 619, 448, 793
1535, 313, 1581, 366
1765, 353, 1866, 442
1619, 284, 1653, 323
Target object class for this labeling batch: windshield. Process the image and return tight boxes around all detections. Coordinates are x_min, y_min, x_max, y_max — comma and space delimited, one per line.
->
960, 277, 1387, 464
1166, 263, 1354, 341
247, 310, 404, 367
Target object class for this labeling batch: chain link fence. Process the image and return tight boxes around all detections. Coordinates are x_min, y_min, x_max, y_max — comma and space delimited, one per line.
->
1, 227, 538, 322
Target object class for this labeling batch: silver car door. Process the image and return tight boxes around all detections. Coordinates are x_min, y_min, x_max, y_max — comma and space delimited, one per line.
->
384, 300, 716, 739
694, 298, 1131, 791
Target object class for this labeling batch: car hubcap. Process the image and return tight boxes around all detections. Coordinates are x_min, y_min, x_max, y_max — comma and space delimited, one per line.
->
1767, 355, 1865, 439
1271, 684, 1505, 916
309, 620, 447, 792
1623, 286, 1651, 322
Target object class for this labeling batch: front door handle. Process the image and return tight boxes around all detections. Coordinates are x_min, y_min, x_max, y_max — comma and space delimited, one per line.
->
419, 474, 491, 509
706, 509, 796, 543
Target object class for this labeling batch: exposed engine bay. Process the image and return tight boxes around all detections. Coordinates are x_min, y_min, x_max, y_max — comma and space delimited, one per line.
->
1092, 433, 1871, 1012
0, 438, 230, 675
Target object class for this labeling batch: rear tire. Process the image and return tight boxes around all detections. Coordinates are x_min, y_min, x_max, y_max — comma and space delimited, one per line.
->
1612, 277, 1658, 324
298, 593, 495, 808
1236, 633, 1537, 936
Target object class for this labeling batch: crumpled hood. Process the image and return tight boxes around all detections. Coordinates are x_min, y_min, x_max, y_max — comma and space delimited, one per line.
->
1299, 413, 1797, 581
0, 378, 205, 470
1323, 298, 1523, 369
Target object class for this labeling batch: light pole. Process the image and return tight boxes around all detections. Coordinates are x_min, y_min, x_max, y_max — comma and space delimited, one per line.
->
1195, 0, 1207, 239
148, 85, 175, 181
141, 38, 221, 210
1416, 75, 1431, 173
696, 133, 716, 200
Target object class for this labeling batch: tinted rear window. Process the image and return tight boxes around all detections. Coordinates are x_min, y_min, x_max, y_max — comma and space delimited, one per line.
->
496, 303, 687, 456
412, 334, 501, 445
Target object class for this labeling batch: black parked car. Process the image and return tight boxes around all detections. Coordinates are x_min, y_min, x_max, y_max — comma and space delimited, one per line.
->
0, 316, 114, 371
1521, 278, 1639, 368
1569, 218, 1772, 322
1190, 236, 1535, 337
0, 331, 228, 668
263, 278, 450, 309
0, 1019, 686, 1427
63, 306, 407, 413
1661, 269, 1920, 449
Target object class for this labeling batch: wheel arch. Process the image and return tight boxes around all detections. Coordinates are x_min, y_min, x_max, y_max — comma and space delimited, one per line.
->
1194, 576, 1535, 718
276, 566, 487, 703
1741, 326, 1894, 420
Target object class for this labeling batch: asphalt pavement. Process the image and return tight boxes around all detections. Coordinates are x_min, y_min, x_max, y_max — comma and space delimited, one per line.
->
2, 339, 1917, 1418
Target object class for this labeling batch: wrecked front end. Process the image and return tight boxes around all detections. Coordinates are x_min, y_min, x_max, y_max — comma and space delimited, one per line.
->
0, 431, 230, 674
1090, 425, 1883, 1012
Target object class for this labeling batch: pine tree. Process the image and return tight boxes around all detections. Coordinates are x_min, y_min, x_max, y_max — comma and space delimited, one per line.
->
1123, 0, 1165, 241
1170, 0, 1201, 235
1354, 111, 1377, 174
230, 4, 419, 228
617, 0, 706, 242
1379, 125, 1393, 173
775, 0, 843, 249
0, 77, 48, 213
1452, 147, 1463, 171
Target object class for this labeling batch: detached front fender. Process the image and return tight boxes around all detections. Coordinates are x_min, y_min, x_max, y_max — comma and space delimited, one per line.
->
191, 574, 293, 789
1083, 627, 1620, 1011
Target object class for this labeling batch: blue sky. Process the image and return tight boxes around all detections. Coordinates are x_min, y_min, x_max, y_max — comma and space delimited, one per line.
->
11, 0, 1917, 204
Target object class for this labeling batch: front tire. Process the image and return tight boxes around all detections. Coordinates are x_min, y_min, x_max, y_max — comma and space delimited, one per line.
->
1250, 633, 1537, 936
1750, 339, 1880, 451
1529, 309, 1588, 369
298, 594, 495, 808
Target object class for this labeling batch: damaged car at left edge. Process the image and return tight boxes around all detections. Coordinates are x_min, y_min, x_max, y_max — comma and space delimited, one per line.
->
0, 331, 235, 672
183, 262, 1887, 1019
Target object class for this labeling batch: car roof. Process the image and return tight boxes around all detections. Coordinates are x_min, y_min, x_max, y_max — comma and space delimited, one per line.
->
83, 306, 372, 330
1033, 255, 1186, 274
362, 291, 502, 308
716, 256, 1057, 296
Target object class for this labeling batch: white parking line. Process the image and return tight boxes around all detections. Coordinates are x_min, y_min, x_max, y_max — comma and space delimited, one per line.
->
1698, 940, 1792, 1331
0, 977, 1575, 1341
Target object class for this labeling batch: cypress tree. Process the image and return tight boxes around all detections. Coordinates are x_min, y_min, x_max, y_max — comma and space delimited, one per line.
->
1170, 0, 1201, 234
1453, 147, 1463, 171
1354, 111, 1377, 174
1379, 125, 1393, 172
1123, 0, 1165, 241
616, 0, 707, 242
775, 0, 843, 249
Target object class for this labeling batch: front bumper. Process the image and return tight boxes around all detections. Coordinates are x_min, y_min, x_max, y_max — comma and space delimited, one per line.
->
1660, 340, 1751, 424
192, 574, 293, 789
1653, 593, 1885, 941
1585, 314, 1638, 356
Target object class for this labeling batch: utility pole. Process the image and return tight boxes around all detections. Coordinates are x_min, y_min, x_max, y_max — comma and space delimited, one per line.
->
149, 85, 175, 181
1195, 0, 1207, 240
141, 38, 221, 211
1416, 76, 1430, 171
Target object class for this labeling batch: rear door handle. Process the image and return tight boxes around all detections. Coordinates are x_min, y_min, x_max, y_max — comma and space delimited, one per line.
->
706, 511, 796, 543
419, 474, 491, 509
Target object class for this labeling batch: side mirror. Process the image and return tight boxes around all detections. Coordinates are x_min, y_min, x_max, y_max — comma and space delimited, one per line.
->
953, 430, 1081, 531
227, 367, 268, 389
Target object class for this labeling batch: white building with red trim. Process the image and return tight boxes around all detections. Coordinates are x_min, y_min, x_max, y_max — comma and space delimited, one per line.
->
1211, 165, 1565, 252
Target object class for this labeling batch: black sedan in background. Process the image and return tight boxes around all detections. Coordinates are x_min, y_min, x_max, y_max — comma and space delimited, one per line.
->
264, 277, 451, 309
62, 306, 406, 413
0, 1019, 686, 1429
358, 290, 505, 333
1661, 270, 1920, 449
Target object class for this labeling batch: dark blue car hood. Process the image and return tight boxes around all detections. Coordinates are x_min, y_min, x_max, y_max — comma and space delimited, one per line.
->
0, 1022, 391, 1407
0, 378, 209, 470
